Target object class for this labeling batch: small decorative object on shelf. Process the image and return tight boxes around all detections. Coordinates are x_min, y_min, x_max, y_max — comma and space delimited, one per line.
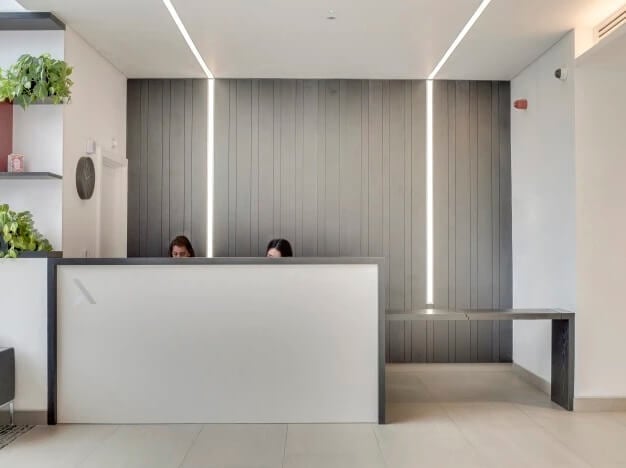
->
7, 153, 24, 173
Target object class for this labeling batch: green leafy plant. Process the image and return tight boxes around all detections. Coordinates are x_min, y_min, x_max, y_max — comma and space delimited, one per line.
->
0, 54, 73, 109
0, 204, 52, 258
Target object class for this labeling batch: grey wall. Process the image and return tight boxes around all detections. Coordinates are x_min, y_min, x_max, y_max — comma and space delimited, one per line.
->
127, 79, 208, 257
427, 81, 513, 363
214, 79, 512, 363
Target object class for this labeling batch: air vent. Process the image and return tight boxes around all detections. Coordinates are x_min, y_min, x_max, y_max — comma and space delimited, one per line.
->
595, 4, 626, 41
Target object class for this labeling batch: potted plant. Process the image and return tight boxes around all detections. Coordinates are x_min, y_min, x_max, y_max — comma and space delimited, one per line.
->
0, 54, 73, 109
0, 203, 52, 258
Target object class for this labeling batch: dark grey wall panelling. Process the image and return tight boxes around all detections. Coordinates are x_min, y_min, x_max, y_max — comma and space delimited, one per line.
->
213, 79, 512, 363
432, 81, 512, 363
127, 79, 208, 257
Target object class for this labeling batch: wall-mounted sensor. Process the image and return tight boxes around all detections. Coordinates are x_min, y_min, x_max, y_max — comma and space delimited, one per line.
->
86, 138, 96, 154
554, 67, 568, 81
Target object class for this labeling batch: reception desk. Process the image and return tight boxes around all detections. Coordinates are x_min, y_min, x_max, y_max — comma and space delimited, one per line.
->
49, 258, 385, 424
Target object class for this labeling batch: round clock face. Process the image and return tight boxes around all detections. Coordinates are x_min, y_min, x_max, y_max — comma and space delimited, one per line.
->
76, 156, 95, 200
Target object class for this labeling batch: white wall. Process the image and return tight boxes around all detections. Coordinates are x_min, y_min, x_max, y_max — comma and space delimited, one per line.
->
0, 259, 49, 415
510, 32, 576, 382
62, 27, 127, 258
0, 30, 64, 250
575, 37, 626, 397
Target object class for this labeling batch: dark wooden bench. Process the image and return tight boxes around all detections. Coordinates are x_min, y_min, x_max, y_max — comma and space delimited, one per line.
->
386, 309, 575, 411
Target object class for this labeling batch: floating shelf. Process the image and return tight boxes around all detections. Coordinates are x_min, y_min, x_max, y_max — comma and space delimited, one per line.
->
0, 12, 65, 31
17, 251, 63, 258
0, 172, 62, 180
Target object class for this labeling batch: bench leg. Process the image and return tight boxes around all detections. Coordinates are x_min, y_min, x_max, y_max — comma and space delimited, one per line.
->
9, 401, 14, 426
551, 318, 575, 410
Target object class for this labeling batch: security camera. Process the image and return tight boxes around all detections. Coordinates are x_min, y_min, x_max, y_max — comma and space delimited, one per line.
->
554, 67, 568, 81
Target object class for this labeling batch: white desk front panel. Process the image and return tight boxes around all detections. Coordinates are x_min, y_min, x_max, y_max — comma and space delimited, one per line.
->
57, 263, 379, 423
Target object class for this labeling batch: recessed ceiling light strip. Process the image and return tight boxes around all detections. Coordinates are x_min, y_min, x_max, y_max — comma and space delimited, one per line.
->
161, 0, 214, 79
428, 0, 492, 80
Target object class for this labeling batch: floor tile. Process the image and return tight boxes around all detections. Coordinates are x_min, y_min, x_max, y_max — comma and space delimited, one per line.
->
415, 370, 549, 404
610, 411, 626, 427
385, 402, 451, 425
181, 424, 286, 468
284, 424, 385, 468
519, 404, 626, 466
385, 371, 434, 403
80, 424, 201, 468
0, 425, 117, 468
375, 403, 492, 468
443, 402, 590, 468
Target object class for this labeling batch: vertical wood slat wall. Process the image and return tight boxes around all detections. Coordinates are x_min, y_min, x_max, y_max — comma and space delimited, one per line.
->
430, 81, 513, 363
127, 79, 208, 257
215, 79, 512, 362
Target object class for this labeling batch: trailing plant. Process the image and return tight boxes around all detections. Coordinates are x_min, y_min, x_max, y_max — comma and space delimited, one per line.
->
0, 204, 52, 258
0, 54, 73, 109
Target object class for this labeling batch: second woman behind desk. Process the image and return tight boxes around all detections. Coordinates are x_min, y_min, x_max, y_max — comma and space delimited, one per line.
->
169, 235, 195, 258
265, 238, 293, 258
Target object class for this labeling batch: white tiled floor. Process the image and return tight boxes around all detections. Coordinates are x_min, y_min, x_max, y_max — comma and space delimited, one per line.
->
2, 364, 626, 468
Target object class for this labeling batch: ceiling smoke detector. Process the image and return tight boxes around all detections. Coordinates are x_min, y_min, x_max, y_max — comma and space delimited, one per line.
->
327, 10, 336, 20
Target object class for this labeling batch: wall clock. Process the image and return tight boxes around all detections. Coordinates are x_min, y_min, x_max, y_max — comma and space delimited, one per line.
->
76, 156, 95, 200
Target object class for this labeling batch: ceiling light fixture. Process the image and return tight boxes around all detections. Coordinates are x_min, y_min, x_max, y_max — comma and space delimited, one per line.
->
327, 10, 337, 20
428, 0, 492, 79
161, 0, 214, 79
425, 80, 434, 306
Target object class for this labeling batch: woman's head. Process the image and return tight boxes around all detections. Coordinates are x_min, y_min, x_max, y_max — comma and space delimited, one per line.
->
169, 235, 195, 258
266, 238, 293, 258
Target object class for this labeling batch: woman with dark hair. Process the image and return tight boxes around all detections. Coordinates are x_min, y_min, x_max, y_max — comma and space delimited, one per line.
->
266, 238, 293, 258
168, 235, 195, 258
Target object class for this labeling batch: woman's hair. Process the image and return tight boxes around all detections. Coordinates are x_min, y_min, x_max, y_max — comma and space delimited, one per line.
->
266, 238, 293, 257
168, 235, 196, 257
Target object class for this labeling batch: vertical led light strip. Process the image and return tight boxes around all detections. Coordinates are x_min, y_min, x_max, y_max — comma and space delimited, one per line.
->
162, 0, 216, 256
207, 79, 215, 257
425, 0, 492, 305
426, 80, 434, 305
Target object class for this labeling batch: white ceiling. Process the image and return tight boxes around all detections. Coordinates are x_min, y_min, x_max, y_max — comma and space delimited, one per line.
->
15, 0, 626, 80
438, 0, 626, 80
172, 0, 481, 79
577, 21, 626, 71
19, 0, 204, 78
0, 0, 26, 11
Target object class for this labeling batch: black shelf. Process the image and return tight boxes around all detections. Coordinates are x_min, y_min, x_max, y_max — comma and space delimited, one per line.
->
0, 172, 62, 180
0, 12, 65, 31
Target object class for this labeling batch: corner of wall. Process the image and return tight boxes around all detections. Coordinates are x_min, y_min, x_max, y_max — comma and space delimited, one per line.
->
510, 32, 576, 383
575, 27, 595, 58
61, 27, 127, 258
